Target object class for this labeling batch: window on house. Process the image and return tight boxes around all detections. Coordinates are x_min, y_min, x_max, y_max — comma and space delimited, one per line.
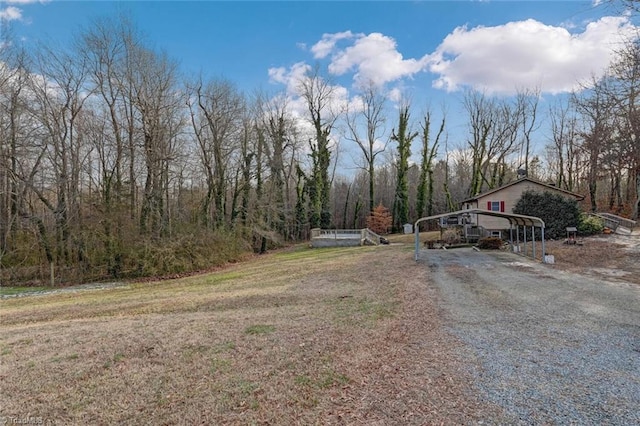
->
487, 201, 505, 212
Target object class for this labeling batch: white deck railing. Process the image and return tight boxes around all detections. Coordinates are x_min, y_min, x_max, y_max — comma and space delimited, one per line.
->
311, 229, 361, 238
310, 228, 381, 245
361, 228, 381, 245
594, 212, 636, 230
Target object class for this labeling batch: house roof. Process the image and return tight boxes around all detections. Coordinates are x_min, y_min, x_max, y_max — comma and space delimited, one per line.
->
460, 177, 585, 203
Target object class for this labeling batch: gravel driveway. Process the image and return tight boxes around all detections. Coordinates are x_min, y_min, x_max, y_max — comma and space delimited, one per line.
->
422, 248, 640, 425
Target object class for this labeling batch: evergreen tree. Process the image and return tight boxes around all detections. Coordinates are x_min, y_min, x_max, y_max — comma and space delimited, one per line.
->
513, 190, 581, 239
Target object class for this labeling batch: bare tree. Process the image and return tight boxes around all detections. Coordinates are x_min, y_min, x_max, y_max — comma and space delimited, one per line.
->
187, 77, 244, 227
127, 45, 184, 236
0, 44, 29, 257
547, 100, 581, 191
608, 36, 640, 218
30, 42, 92, 265
298, 66, 340, 228
517, 88, 541, 175
255, 93, 300, 238
416, 111, 445, 218
463, 90, 523, 196
345, 82, 388, 213
572, 78, 616, 212
231, 107, 256, 227
0, 41, 57, 277
79, 16, 132, 202
77, 15, 146, 273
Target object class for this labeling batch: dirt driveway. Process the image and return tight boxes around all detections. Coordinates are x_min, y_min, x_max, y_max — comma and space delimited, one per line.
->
421, 247, 640, 425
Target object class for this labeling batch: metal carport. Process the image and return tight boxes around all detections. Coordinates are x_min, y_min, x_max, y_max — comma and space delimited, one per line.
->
414, 208, 547, 262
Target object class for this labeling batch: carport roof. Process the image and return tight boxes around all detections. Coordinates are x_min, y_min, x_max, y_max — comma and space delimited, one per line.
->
415, 208, 545, 228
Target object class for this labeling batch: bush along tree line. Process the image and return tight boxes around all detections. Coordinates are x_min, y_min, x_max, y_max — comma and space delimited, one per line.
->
2, 13, 638, 285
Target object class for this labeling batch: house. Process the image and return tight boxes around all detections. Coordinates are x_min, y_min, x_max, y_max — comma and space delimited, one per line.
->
460, 177, 585, 238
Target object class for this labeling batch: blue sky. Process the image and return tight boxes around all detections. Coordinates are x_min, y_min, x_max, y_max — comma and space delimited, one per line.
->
2, 1, 638, 171
3, 1, 629, 92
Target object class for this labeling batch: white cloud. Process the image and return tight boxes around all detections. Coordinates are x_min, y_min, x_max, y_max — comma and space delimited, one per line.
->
326, 32, 431, 88
0, 6, 23, 21
372, 138, 386, 152
429, 16, 638, 95
387, 87, 403, 103
268, 61, 354, 120
267, 62, 352, 149
268, 61, 312, 95
1, 1, 49, 24
311, 31, 356, 59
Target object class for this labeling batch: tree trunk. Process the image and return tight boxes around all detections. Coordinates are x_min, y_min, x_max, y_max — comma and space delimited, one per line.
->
634, 168, 640, 220
589, 180, 598, 212
368, 162, 375, 214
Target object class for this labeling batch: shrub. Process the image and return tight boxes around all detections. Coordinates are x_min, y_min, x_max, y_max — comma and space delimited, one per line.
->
513, 190, 581, 239
577, 213, 604, 235
126, 228, 252, 278
477, 237, 503, 250
441, 228, 461, 245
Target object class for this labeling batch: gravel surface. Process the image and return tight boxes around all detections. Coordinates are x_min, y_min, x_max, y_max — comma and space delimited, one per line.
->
421, 248, 640, 425
0, 281, 130, 299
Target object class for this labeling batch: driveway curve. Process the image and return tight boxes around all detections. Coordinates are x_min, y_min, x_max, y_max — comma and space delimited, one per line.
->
421, 248, 640, 425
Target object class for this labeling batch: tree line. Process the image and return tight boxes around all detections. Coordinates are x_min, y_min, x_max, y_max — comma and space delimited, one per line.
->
1, 15, 639, 285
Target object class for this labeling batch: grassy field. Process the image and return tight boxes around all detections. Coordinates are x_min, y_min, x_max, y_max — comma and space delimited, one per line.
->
0, 237, 495, 424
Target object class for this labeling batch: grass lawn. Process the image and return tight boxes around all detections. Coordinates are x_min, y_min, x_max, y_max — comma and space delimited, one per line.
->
0, 239, 496, 424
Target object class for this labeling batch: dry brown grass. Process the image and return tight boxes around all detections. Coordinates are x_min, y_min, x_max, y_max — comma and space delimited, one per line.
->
488, 232, 640, 285
0, 243, 499, 424
386, 231, 440, 245
543, 234, 640, 284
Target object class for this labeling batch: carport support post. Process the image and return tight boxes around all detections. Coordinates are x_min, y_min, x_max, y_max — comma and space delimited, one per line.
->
414, 218, 424, 261
509, 224, 514, 248
541, 227, 546, 263
523, 225, 527, 256
532, 225, 536, 260
414, 224, 419, 261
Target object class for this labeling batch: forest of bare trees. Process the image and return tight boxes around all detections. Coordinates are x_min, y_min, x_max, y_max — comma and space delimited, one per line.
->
1, 14, 639, 285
